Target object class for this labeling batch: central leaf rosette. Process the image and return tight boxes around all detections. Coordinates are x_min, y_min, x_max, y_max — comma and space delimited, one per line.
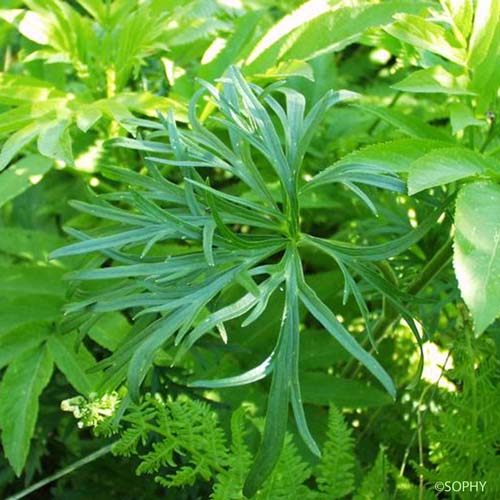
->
52, 67, 439, 493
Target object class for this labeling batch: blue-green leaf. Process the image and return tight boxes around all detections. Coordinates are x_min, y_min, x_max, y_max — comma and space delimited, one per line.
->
298, 277, 395, 398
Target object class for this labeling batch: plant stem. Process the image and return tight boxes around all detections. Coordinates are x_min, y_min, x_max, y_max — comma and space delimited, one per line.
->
6, 443, 114, 500
417, 402, 424, 500
407, 238, 453, 295
376, 236, 453, 336
478, 115, 497, 153
396, 351, 452, 490
464, 322, 478, 478
341, 237, 453, 378
376, 260, 399, 322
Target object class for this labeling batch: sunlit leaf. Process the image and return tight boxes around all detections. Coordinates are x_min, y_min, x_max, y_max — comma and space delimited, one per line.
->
454, 182, 500, 334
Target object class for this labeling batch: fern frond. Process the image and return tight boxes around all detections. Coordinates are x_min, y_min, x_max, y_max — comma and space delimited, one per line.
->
316, 405, 355, 499
423, 334, 500, 500
166, 397, 228, 470
164, 463, 204, 487
112, 426, 149, 457
354, 446, 394, 500
111, 395, 230, 488
256, 433, 313, 500
212, 407, 253, 500
136, 440, 176, 475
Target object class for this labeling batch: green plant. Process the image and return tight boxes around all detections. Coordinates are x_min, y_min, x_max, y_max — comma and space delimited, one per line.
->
0, 0, 240, 197
68, 395, 411, 499
0, 2, 244, 477
1, 1, 500, 498
51, 66, 447, 494
371, 0, 500, 336
421, 326, 500, 499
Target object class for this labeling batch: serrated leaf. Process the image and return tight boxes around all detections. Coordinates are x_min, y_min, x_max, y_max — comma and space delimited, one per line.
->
0, 344, 53, 475
408, 147, 489, 194
0, 263, 65, 295
307, 139, 450, 188
454, 182, 500, 334
0, 228, 64, 261
0, 295, 63, 335
392, 66, 473, 95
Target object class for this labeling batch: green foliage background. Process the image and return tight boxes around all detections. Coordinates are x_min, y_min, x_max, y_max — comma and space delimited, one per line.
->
0, 0, 499, 498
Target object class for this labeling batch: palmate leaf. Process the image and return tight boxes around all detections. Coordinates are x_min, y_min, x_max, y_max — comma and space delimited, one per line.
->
304, 203, 444, 262
54, 67, 428, 491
